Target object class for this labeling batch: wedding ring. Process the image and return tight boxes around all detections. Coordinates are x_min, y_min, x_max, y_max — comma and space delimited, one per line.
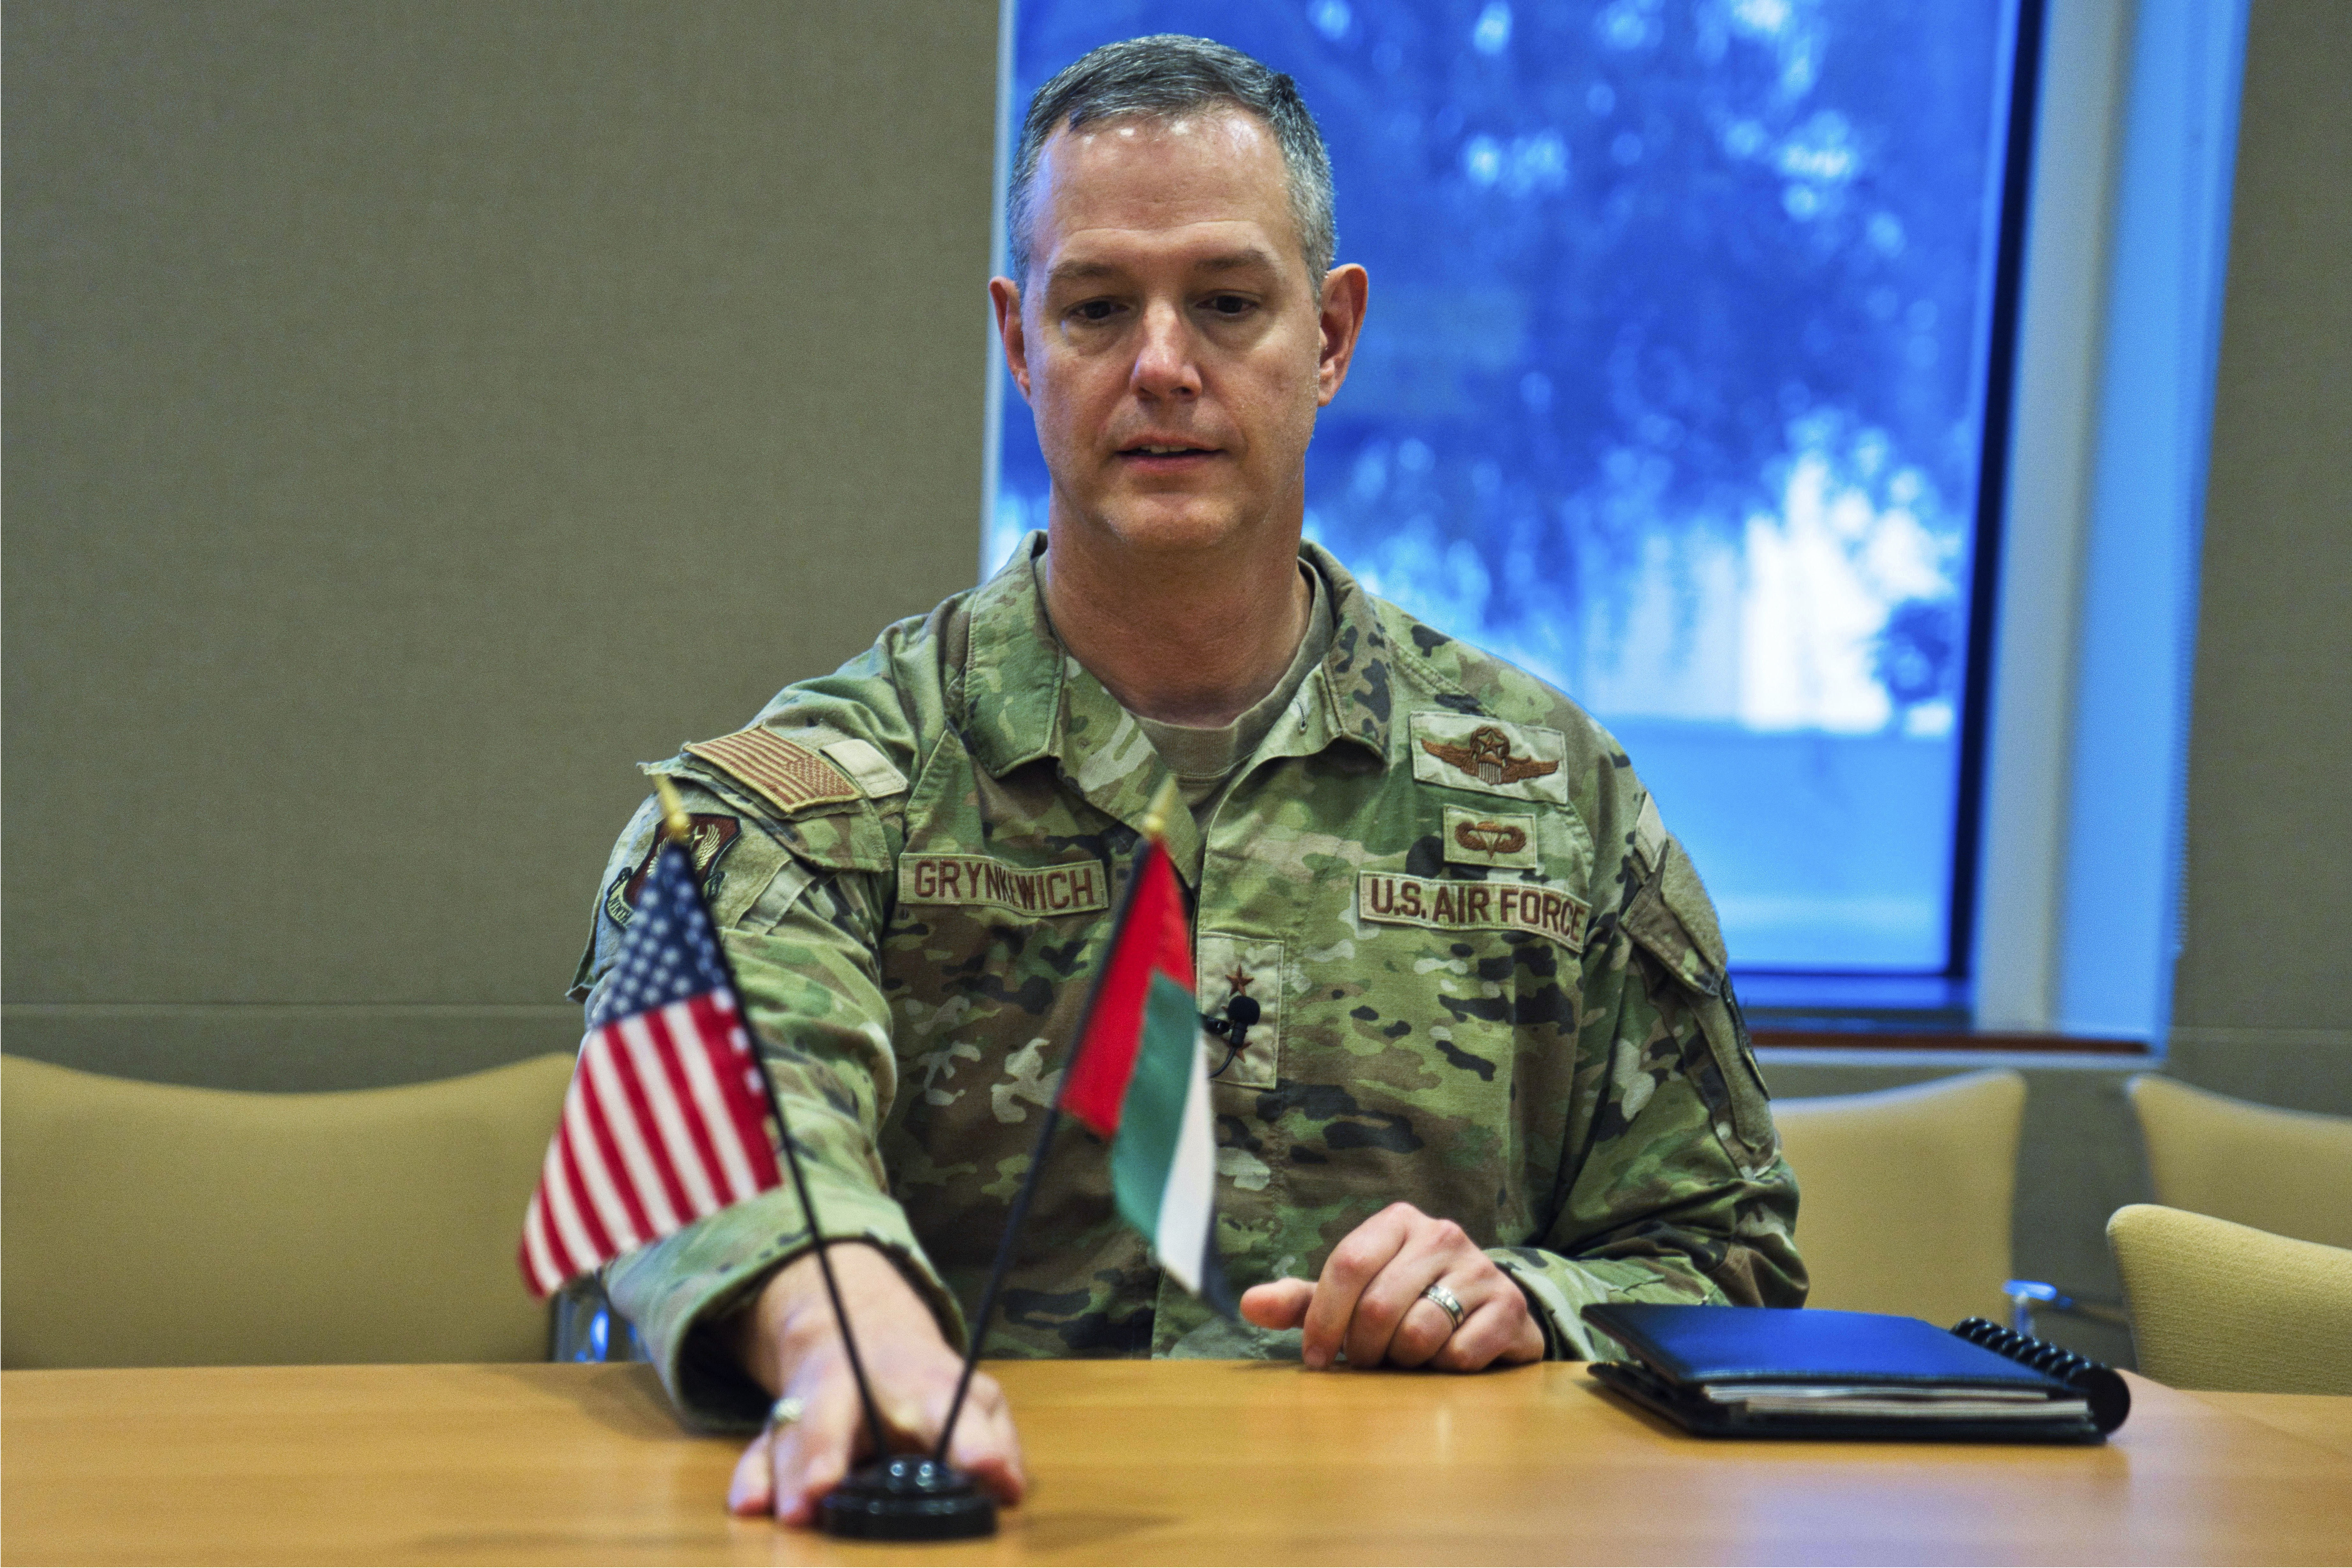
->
766, 1394, 805, 1430
1421, 1282, 1466, 1334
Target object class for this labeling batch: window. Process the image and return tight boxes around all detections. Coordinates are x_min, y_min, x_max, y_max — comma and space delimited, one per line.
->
988, 0, 2038, 987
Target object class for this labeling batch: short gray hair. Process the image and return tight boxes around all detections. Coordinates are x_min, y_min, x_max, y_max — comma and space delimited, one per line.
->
1008, 35, 1337, 285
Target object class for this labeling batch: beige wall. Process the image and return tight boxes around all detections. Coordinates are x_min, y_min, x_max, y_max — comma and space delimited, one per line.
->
2169, 0, 2352, 1068
4, 1, 1001, 1086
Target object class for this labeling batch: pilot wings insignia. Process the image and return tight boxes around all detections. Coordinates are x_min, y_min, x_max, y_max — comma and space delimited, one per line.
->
1420, 724, 1561, 788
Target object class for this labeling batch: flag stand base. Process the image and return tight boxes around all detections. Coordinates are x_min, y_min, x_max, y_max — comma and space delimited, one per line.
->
819, 1456, 998, 1539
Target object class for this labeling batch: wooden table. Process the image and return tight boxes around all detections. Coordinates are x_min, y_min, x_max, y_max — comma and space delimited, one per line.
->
5, 1361, 2349, 1565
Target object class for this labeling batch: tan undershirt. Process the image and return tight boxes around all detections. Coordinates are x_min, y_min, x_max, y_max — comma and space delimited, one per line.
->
1132, 563, 1333, 828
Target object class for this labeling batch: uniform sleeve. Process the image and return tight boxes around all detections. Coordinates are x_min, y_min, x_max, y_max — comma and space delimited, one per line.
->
1487, 808, 1807, 1361
581, 779, 961, 1433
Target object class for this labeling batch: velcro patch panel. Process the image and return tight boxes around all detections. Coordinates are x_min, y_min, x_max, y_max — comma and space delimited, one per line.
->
1443, 806, 1541, 868
1409, 713, 1570, 803
1358, 870, 1589, 952
898, 852, 1112, 918
685, 727, 863, 816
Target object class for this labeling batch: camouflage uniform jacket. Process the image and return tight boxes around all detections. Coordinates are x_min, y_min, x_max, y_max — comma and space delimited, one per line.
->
575, 535, 1804, 1430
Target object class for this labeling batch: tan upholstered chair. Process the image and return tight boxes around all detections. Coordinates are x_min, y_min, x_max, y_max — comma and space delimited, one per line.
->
1771, 1069, 2026, 1327
2126, 1075, 2352, 1248
2107, 1203, 2352, 1394
1, 1053, 574, 1369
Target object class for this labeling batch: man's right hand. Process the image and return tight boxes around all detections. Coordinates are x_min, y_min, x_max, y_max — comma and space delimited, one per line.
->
722, 1242, 1026, 1527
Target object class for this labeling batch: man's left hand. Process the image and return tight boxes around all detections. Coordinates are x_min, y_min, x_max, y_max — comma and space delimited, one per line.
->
1236, 1202, 1546, 1371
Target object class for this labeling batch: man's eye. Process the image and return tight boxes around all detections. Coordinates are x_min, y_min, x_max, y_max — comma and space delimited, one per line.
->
1071, 300, 1121, 324
1205, 294, 1256, 316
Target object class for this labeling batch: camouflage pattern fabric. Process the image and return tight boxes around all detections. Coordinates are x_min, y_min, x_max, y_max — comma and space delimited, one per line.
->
576, 534, 1805, 1431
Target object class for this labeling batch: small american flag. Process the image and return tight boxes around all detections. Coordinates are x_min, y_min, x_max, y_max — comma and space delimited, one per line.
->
519, 838, 783, 1299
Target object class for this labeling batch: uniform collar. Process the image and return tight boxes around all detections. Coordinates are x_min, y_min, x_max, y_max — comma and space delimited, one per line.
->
959, 536, 1066, 777
961, 532, 1398, 845
1300, 537, 1400, 761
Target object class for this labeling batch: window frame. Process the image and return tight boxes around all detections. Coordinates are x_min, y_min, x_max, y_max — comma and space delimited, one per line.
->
978, 0, 2249, 1053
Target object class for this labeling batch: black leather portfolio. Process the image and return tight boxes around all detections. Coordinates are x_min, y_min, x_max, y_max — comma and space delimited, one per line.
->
1581, 1304, 2130, 1443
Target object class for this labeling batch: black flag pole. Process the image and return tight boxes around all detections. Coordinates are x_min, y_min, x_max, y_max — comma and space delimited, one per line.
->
930, 1101, 1066, 1463
931, 774, 1182, 1464
653, 776, 993, 1540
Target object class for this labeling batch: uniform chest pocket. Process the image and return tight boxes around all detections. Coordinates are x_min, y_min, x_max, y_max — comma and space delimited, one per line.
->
1348, 860, 1591, 1078
882, 849, 1114, 1092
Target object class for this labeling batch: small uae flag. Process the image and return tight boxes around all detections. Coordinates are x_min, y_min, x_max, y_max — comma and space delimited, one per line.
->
518, 836, 784, 1299
1057, 833, 1235, 1311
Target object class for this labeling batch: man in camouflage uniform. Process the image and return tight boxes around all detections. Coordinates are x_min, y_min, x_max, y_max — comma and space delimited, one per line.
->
575, 35, 1802, 1526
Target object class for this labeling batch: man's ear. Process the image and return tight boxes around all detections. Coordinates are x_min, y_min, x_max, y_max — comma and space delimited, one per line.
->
990, 277, 1033, 402
1316, 264, 1370, 406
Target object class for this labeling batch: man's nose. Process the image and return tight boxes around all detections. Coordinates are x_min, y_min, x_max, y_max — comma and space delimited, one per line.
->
1129, 300, 1201, 400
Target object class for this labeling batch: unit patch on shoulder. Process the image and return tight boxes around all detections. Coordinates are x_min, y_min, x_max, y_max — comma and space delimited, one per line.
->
603, 814, 740, 929
1358, 870, 1588, 952
1409, 713, 1569, 803
685, 727, 863, 816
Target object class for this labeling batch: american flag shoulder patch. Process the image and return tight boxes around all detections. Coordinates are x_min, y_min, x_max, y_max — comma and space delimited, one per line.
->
684, 727, 862, 816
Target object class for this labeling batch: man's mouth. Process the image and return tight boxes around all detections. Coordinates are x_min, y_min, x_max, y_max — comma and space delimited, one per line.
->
1117, 440, 1219, 459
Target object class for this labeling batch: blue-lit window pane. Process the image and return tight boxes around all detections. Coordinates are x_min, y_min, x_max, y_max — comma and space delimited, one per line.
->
991, 0, 2023, 973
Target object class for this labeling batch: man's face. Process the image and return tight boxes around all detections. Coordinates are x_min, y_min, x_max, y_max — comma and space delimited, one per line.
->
992, 110, 1366, 557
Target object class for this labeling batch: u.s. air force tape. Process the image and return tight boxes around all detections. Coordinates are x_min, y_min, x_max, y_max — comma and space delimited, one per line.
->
1357, 871, 1589, 952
